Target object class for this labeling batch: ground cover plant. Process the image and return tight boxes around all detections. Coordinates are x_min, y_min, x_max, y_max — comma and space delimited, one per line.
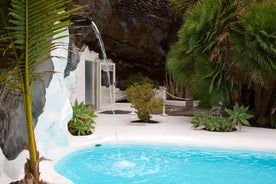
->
191, 103, 253, 132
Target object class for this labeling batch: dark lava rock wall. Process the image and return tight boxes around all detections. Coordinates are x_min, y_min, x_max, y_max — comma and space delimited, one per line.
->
0, 60, 53, 160
70, 0, 181, 87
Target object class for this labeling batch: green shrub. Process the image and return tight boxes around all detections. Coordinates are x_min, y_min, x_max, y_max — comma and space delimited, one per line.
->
191, 103, 252, 132
122, 74, 153, 90
125, 83, 164, 122
191, 112, 235, 132
68, 100, 97, 136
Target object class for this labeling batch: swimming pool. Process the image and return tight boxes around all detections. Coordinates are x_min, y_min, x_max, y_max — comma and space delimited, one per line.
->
55, 144, 276, 184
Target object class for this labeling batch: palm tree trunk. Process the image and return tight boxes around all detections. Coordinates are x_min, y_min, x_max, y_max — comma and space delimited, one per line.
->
185, 79, 193, 108
23, 1, 39, 178
254, 80, 275, 118
24, 92, 39, 181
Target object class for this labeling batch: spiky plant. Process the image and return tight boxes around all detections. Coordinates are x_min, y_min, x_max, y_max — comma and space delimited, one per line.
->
0, 0, 78, 183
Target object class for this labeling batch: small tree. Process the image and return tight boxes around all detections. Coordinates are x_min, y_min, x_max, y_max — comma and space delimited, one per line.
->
0, 0, 78, 183
125, 83, 164, 122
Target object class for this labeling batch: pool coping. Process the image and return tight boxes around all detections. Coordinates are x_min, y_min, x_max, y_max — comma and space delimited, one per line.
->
40, 103, 276, 184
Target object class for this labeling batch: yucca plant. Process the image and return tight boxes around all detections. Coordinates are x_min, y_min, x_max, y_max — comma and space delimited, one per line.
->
0, 0, 78, 183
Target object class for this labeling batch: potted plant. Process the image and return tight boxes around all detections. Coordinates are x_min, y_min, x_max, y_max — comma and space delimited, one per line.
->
68, 100, 97, 136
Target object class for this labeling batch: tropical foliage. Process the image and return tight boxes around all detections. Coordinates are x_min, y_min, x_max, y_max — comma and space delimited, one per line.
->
167, 0, 239, 108
68, 100, 97, 136
225, 103, 253, 130
169, 0, 199, 17
125, 83, 164, 122
167, 0, 276, 126
164, 72, 185, 100
191, 104, 252, 132
0, 0, 77, 182
191, 112, 235, 132
231, 1, 276, 118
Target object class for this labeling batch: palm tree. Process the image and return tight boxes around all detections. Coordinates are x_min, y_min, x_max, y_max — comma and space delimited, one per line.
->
169, 0, 199, 17
166, 41, 194, 107
167, 0, 239, 107
231, 1, 276, 123
0, 0, 77, 182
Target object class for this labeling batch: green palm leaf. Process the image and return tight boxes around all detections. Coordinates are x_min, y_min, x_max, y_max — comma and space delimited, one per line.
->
0, 0, 78, 182
231, 2, 276, 87
7, 0, 73, 85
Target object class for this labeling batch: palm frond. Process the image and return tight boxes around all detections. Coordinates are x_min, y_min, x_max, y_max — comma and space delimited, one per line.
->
6, 0, 75, 87
231, 1, 276, 87
169, 0, 199, 17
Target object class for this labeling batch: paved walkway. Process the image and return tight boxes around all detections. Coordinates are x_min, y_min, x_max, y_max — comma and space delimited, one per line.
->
41, 103, 276, 184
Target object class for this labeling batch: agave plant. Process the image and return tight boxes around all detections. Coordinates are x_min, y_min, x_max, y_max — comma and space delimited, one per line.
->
191, 103, 252, 132
225, 103, 253, 130
0, 0, 77, 183
68, 100, 97, 136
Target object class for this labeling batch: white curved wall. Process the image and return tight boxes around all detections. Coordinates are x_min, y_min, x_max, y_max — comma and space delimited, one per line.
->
0, 28, 72, 183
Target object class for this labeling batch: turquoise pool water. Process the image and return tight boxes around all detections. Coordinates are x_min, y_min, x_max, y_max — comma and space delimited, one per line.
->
55, 145, 276, 184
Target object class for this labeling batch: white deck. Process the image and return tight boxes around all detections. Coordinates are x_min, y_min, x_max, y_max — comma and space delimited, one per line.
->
40, 103, 276, 184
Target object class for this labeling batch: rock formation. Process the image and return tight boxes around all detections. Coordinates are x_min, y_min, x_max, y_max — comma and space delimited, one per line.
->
0, 0, 181, 160
69, 0, 181, 87
0, 60, 53, 160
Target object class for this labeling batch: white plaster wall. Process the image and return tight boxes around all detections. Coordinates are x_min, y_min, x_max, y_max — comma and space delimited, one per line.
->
65, 47, 118, 110
0, 28, 72, 183
65, 47, 100, 105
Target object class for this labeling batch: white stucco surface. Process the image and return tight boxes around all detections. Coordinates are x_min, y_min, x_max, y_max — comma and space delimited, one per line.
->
38, 103, 276, 184
1, 27, 276, 184
0, 28, 72, 183
1, 102, 276, 183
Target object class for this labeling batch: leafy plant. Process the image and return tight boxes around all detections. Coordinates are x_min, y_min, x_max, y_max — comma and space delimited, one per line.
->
68, 100, 97, 136
191, 104, 252, 132
169, 0, 200, 17
225, 103, 253, 130
167, 0, 239, 108
191, 112, 208, 129
231, 1, 276, 120
191, 112, 235, 132
125, 83, 164, 122
165, 72, 185, 99
0, 0, 78, 182
122, 74, 153, 90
